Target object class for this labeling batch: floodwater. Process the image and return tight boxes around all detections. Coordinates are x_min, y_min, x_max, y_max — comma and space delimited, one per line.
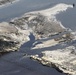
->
0, 34, 66, 75
56, 4, 76, 30
0, 0, 76, 75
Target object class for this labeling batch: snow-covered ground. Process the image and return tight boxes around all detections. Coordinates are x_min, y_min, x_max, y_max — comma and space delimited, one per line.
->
0, 3, 75, 75
0, 0, 19, 8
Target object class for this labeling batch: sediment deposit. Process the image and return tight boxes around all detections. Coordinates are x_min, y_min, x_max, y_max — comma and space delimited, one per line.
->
0, 3, 76, 75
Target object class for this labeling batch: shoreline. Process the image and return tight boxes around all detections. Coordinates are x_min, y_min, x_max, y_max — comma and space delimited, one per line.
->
0, 0, 19, 8
0, 3, 73, 53
0, 3, 75, 75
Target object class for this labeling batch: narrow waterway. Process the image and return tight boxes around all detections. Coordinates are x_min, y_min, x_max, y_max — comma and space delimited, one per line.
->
0, 0, 56, 22
0, 0, 76, 75
0, 0, 76, 23
0, 33, 66, 75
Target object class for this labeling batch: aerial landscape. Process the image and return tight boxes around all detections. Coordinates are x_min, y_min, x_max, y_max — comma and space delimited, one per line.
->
0, 0, 76, 75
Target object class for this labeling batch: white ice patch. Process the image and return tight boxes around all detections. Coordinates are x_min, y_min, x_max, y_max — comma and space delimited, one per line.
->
0, 0, 20, 8
26, 3, 73, 17
24, 3, 73, 30
39, 3, 73, 29
40, 3, 73, 16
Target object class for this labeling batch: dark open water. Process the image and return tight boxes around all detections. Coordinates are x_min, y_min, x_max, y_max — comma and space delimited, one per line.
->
0, 0, 76, 30
0, 0, 76, 75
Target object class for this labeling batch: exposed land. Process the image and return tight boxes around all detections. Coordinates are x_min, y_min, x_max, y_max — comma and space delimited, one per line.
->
0, 3, 76, 75
0, 0, 17, 6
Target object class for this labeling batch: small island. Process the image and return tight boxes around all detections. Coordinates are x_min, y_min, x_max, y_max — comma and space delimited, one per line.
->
0, 3, 76, 75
